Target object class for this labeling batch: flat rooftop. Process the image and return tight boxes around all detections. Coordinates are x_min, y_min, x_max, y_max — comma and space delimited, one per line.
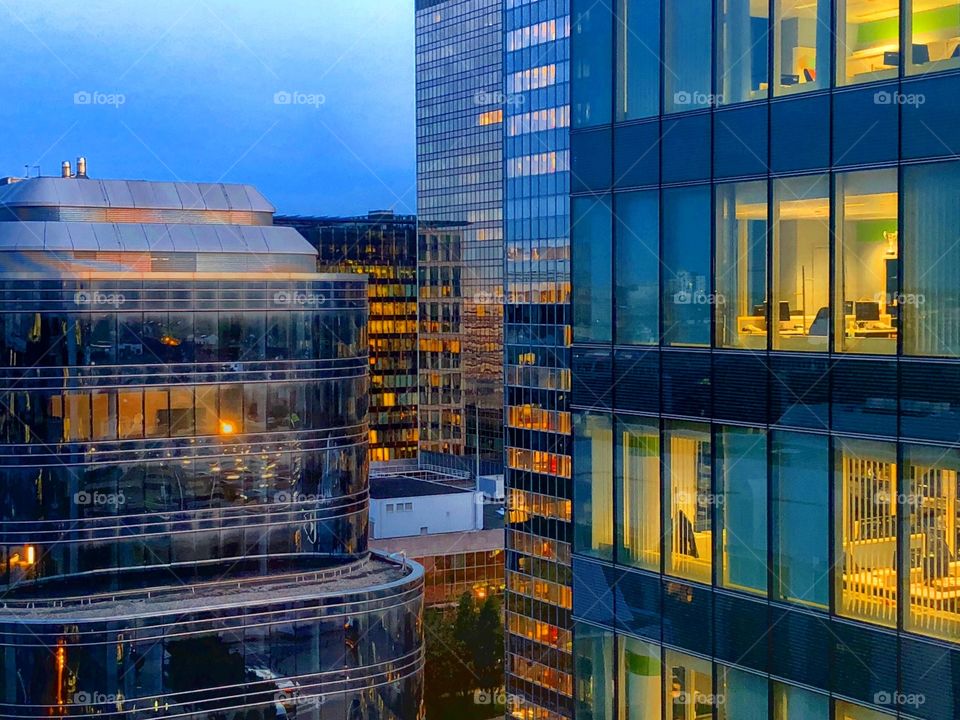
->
372, 528, 503, 558
370, 475, 471, 500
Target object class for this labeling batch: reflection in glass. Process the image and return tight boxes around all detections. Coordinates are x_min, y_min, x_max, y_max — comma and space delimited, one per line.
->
836, 169, 899, 355
616, 0, 660, 120
903, 160, 960, 357
615, 190, 659, 345
835, 438, 898, 627
616, 417, 660, 570
718, 665, 767, 720
773, 175, 830, 352
836, 0, 899, 86
573, 0, 613, 127
664, 649, 715, 719
662, 186, 711, 347
619, 636, 660, 719
716, 0, 770, 105
907, 0, 960, 74
718, 426, 768, 595
716, 180, 768, 349
773, 431, 829, 608
664, 0, 713, 112
664, 421, 712, 584
573, 196, 613, 343
905, 444, 960, 641
574, 411, 614, 560
574, 623, 614, 720
773, 0, 830, 95
835, 699, 896, 720
773, 681, 829, 719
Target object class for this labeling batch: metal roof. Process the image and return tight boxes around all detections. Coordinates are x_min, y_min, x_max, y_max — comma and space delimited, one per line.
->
0, 177, 275, 213
0, 221, 317, 255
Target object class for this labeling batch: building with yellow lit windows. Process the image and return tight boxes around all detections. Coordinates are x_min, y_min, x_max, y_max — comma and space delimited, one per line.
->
276, 211, 419, 463
567, 1, 960, 719
0, 170, 424, 719
416, 0, 505, 476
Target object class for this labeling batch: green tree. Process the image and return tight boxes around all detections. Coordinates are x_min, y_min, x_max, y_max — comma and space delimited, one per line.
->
472, 596, 503, 692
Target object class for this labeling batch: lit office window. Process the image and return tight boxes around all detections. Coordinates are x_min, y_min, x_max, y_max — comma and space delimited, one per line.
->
718, 426, 768, 595
574, 624, 615, 720
835, 438, 898, 627
773, 0, 830, 95
615, 190, 659, 345
903, 160, 960, 357
834, 700, 896, 720
573, 0, 613, 127
616, 417, 660, 571
773, 431, 829, 608
662, 186, 711, 347
835, 169, 899, 355
716, 180, 768, 350
619, 636, 660, 719
716, 0, 770, 104
772, 682, 830, 719
664, 650, 715, 719
664, 0, 713, 112
906, 0, 960, 74
905, 444, 960, 641
773, 175, 830, 352
664, 421, 712, 584
717, 665, 768, 720
836, 0, 900, 86
573, 411, 614, 561
572, 196, 613, 343
616, 0, 660, 120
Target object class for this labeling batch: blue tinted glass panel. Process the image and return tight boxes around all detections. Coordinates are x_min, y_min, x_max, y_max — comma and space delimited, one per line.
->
573, 0, 613, 127
616, 0, 660, 120
664, 0, 713, 113
662, 186, 711, 347
573, 195, 613, 343
615, 190, 659, 345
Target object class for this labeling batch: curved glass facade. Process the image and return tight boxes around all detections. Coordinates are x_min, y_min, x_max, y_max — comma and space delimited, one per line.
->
0, 178, 424, 719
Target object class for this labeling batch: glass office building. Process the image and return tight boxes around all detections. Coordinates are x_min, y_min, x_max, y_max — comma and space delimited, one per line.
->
276, 211, 419, 463
569, 1, 960, 719
503, 1, 574, 719
0, 175, 424, 719
416, 0, 505, 472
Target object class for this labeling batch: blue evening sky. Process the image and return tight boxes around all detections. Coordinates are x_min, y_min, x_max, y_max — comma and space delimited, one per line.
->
0, 1, 416, 215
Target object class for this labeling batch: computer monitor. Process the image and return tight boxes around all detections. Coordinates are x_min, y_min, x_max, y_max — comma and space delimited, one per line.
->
778, 301, 791, 322
855, 301, 880, 322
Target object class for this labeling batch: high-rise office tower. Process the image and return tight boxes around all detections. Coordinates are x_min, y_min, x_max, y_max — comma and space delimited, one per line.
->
415, 0, 504, 473
276, 211, 419, 463
568, 2, 960, 719
503, 2, 573, 719
0, 170, 424, 719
